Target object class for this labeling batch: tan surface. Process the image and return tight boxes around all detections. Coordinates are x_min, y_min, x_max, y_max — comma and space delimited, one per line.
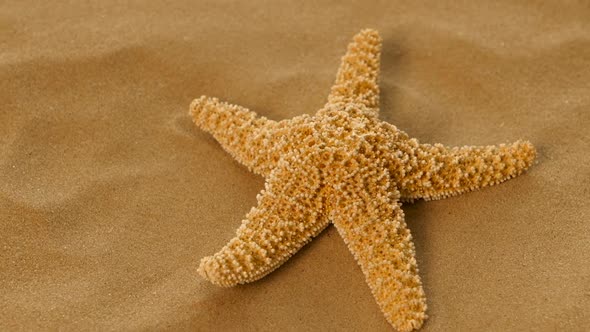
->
1, 1, 589, 331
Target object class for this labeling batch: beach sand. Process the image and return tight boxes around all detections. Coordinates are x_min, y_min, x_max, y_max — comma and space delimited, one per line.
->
1, 1, 589, 330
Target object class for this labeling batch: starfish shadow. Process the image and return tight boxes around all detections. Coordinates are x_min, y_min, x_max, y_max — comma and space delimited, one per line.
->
378, 38, 404, 126
379, 37, 450, 144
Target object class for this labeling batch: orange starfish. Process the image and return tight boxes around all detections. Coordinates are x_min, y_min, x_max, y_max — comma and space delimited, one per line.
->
192, 29, 536, 331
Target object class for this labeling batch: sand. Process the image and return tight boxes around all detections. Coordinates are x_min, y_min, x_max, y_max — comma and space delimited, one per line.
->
1, 1, 589, 331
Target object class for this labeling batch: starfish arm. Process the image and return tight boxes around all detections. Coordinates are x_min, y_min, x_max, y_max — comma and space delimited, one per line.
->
326, 28, 382, 116
330, 169, 427, 332
190, 96, 278, 176
198, 162, 329, 287
394, 139, 537, 201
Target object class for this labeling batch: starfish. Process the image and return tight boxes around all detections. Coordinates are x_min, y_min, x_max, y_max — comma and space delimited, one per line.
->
192, 29, 536, 331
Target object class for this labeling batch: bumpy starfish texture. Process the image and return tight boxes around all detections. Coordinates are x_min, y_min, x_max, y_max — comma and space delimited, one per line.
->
192, 29, 536, 331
